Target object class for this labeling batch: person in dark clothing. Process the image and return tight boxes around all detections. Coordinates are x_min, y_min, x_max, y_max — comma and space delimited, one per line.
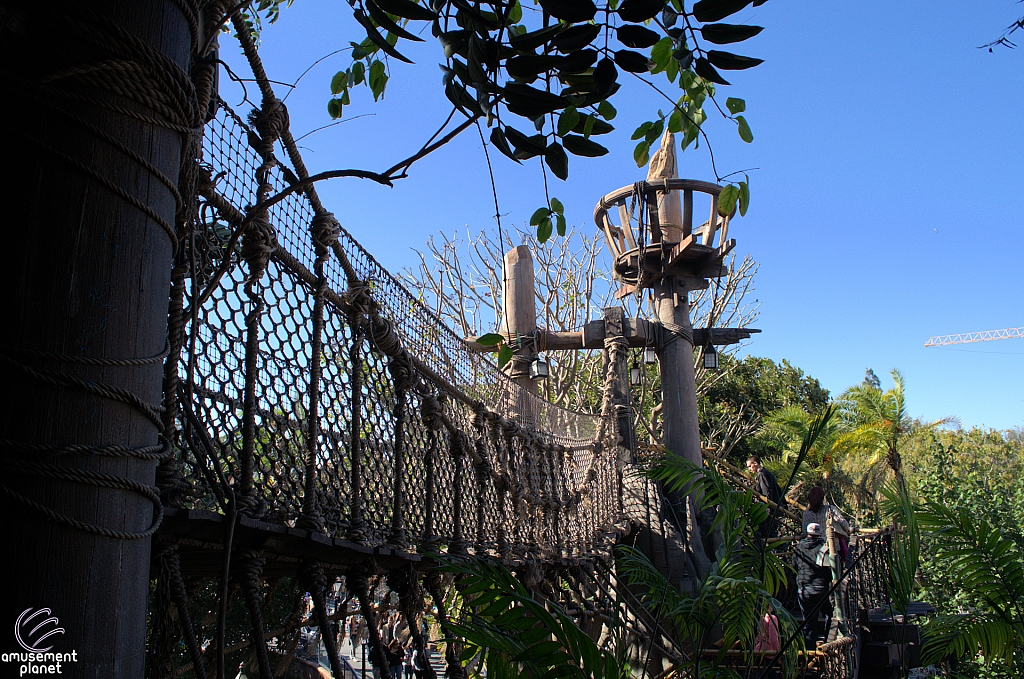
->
747, 455, 783, 537
386, 640, 405, 679
793, 522, 834, 645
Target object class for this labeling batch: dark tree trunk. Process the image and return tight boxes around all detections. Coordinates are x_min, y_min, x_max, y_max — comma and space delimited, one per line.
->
0, 1, 192, 675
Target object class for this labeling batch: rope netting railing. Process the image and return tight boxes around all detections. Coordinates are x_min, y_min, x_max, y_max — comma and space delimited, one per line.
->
175, 67, 624, 557
814, 530, 896, 679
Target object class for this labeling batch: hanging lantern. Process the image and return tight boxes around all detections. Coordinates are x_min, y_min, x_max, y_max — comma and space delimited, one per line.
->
643, 346, 658, 365
530, 357, 550, 380
702, 343, 719, 370
630, 362, 642, 386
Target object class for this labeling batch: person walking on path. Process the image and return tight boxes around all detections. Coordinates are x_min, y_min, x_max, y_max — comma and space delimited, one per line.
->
386, 639, 406, 679
793, 522, 834, 645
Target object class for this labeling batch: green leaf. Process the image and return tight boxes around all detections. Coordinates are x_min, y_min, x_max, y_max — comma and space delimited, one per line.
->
692, 0, 752, 23
717, 184, 739, 216
726, 96, 745, 114
644, 117, 664, 145
707, 49, 764, 70
572, 116, 612, 136
538, 0, 598, 23
701, 23, 764, 44
530, 207, 550, 226
633, 140, 650, 167
549, 197, 564, 214
593, 57, 617, 96
373, 0, 437, 21
631, 121, 652, 141
556, 47, 597, 73
509, 23, 565, 52
617, 0, 664, 23
555, 213, 566, 236
665, 53, 679, 82
503, 82, 566, 117
557, 107, 579, 137
351, 61, 366, 85
489, 128, 521, 164
509, 0, 522, 22
738, 178, 749, 216
544, 142, 569, 180
369, 60, 389, 100
582, 114, 596, 137
736, 114, 753, 142
330, 71, 348, 95
597, 100, 616, 120
614, 48, 651, 73
694, 57, 730, 85
651, 36, 675, 74
667, 109, 682, 133
351, 42, 371, 60
365, 0, 424, 42
650, 37, 673, 71
562, 134, 608, 157
497, 345, 514, 368
353, 8, 413, 63
327, 98, 342, 119
477, 333, 505, 346
617, 24, 660, 49
537, 216, 553, 243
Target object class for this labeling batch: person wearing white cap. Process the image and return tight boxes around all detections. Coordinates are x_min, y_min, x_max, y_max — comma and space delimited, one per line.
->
793, 522, 834, 645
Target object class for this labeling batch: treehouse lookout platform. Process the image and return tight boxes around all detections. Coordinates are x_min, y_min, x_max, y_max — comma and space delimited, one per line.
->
595, 178, 736, 298
3, 6, 922, 679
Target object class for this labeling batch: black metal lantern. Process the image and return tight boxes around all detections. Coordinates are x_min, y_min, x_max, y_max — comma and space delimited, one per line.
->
702, 343, 718, 370
530, 357, 550, 380
643, 346, 658, 365
630, 362, 642, 386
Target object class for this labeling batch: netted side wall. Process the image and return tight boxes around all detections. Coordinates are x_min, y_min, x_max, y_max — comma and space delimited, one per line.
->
174, 100, 625, 556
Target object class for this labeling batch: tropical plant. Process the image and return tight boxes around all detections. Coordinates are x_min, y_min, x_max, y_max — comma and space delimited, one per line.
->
918, 500, 1024, 673
617, 409, 836, 678
757, 403, 848, 488
838, 368, 953, 484
701, 355, 830, 465
437, 556, 630, 679
618, 454, 804, 678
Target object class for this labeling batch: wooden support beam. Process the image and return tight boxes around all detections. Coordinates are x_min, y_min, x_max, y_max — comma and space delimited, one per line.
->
466, 325, 760, 352
502, 245, 538, 395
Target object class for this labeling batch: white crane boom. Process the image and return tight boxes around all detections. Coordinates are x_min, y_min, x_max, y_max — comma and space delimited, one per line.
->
924, 327, 1024, 347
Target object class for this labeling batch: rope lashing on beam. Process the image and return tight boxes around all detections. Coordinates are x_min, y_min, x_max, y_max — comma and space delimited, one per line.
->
654, 319, 695, 348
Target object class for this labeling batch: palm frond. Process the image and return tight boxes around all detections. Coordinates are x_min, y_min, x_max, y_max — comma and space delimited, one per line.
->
922, 614, 1023, 666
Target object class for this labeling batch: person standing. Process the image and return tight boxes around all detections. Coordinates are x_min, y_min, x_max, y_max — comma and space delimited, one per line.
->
802, 486, 851, 563
793, 522, 834, 645
747, 455, 783, 536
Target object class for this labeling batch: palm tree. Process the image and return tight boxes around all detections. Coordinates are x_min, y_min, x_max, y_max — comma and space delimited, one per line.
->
838, 369, 952, 484
758, 404, 850, 489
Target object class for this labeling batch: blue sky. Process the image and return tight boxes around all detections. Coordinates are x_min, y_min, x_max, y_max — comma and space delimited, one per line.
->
220, 1, 1024, 430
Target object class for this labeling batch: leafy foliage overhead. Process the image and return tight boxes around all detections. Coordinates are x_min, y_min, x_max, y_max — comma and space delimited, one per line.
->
287, 0, 767, 180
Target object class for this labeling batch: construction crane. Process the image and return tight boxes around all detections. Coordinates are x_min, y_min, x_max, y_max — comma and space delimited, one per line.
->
924, 327, 1024, 347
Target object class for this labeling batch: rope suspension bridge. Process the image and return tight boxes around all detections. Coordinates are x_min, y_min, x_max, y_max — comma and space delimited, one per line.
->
0, 3, 916, 679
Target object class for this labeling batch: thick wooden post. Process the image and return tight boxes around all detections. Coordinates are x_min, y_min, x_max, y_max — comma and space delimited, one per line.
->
502, 245, 539, 396
653, 279, 703, 472
602, 307, 636, 458
0, 1, 192, 675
